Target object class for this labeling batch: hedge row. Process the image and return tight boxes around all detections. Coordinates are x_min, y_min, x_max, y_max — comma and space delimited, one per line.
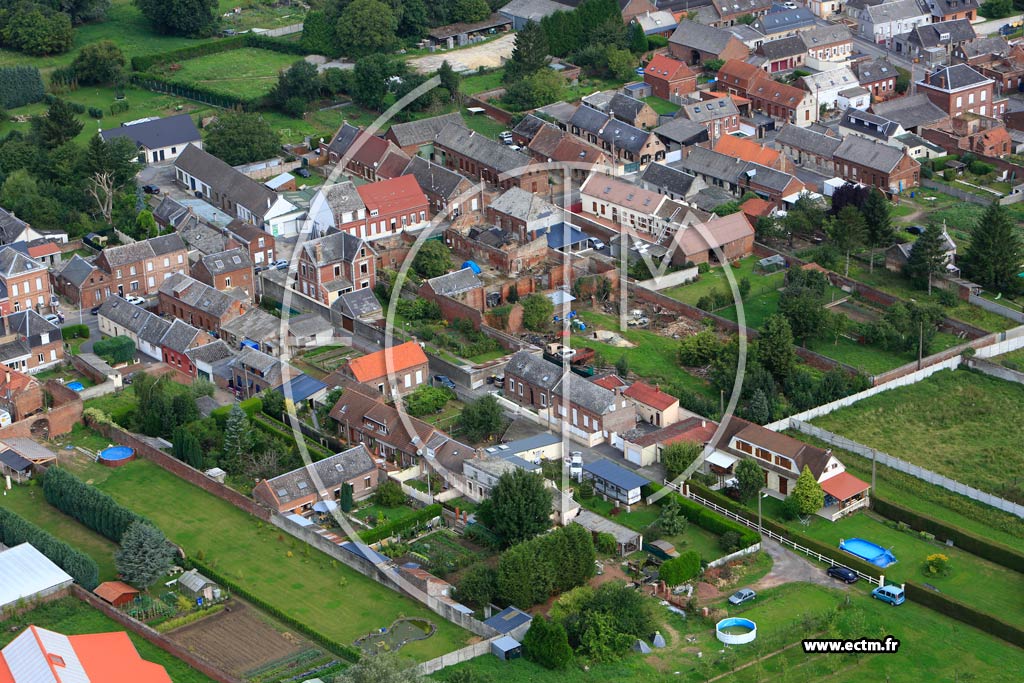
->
130, 35, 249, 72
61, 324, 89, 340
872, 496, 1024, 574
358, 504, 443, 545
187, 558, 361, 662
904, 581, 1024, 648
253, 413, 333, 461
685, 481, 882, 579
43, 467, 147, 543
129, 74, 264, 111
210, 397, 264, 424
0, 507, 100, 590
244, 34, 309, 56
647, 483, 759, 549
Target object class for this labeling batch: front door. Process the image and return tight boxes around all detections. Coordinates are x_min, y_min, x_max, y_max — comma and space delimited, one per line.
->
779, 477, 788, 495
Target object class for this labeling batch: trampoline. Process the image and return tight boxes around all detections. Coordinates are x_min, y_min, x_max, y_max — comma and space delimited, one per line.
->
98, 446, 136, 468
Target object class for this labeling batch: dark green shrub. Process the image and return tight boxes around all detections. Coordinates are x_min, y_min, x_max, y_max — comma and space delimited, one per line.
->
905, 581, 1024, 647
358, 504, 442, 545
0, 507, 99, 590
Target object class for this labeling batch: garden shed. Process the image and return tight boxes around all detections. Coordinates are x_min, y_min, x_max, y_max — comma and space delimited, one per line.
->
94, 581, 140, 608
490, 635, 522, 661
177, 569, 220, 604
484, 606, 533, 640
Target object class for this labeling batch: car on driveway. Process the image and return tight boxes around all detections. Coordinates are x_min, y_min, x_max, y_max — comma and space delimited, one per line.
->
728, 588, 756, 605
273, 259, 289, 270
141, 184, 160, 195
871, 584, 905, 606
826, 566, 859, 584
43, 313, 61, 325
125, 295, 146, 306
90, 305, 101, 315
434, 375, 456, 390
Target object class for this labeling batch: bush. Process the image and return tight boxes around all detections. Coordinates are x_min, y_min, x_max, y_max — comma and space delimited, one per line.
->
61, 324, 89, 340
87, 107, 103, 119
0, 507, 99, 590
373, 479, 407, 508
719, 530, 742, 553
93, 335, 135, 364
905, 581, 1024, 647
43, 467, 147, 543
595, 532, 617, 555
969, 160, 994, 176
0, 65, 45, 109
498, 525, 595, 607
659, 550, 701, 585
358, 504, 442, 545
943, 168, 956, 181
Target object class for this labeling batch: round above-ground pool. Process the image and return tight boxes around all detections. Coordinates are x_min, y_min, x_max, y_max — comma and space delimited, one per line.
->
98, 446, 136, 468
716, 617, 757, 645
66, 381, 84, 392
840, 538, 897, 568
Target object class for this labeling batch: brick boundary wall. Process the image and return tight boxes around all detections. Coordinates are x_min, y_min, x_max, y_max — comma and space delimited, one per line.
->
71, 585, 245, 683
0, 381, 82, 440
466, 88, 514, 125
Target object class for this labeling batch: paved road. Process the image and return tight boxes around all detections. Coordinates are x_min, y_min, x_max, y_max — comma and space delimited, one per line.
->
753, 539, 855, 592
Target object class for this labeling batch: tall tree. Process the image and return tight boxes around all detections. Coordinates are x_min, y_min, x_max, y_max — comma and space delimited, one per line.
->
352, 54, 403, 110
661, 441, 701, 482
489, 469, 552, 546
861, 189, 894, 272
135, 209, 158, 238
302, 10, 338, 57
337, 0, 399, 58
734, 458, 764, 503
790, 465, 825, 514
411, 239, 452, 278
438, 60, 460, 102
962, 203, 1023, 294
172, 426, 203, 469
0, 4, 74, 56
778, 269, 828, 346
334, 653, 433, 683
134, 0, 218, 37
270, 60, 321, 116
397, 0, 428, 39
758, 314, 796, 384
503, 20, 550, 83
452, 0, 491, 22
520, 293, 554, 331
115, 522, 176, 589
454, 564, 497, 610
523, 616, 574, 670
457, 395, 504, 442
222, 404, 253, 473
33, 98, 83, 148
82, 134, 137, 223
828, 205, 867, 277
904, 223, 948, 294
627, 20, 648, 52
204, 111, 281, 166
71, 40, 125, 85
656, 496, 688, 535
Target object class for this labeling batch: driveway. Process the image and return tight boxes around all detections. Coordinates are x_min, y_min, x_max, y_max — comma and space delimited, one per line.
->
137, 162, 187, 200
408, 34, 515, 74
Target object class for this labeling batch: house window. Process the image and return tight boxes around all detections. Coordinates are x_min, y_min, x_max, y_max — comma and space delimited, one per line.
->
35, 277, 41, 290
10, 284, 17, 296
116, 270, 122, 279
377, 383, 385, 394
364, 476, 372, 489
50, 349, 57, 361
177, 254, 184, 264
41, 333, 49, 345
147, 262, 153, 272
130, 266, 137, 275
404, 373, 411, 388
508, 379, 515, 393
130, 281, 139, 291
37, 353, 44, 363
540, 393, 547, 407
518, 383, 523, 396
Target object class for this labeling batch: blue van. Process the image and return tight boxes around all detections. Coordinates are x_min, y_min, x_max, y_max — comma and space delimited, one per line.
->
871, 584, 905, 606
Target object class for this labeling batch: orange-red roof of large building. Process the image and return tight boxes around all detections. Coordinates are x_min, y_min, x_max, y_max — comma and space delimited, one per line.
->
644, 54, 695, 82
355, 175, 428, 214
347, 341, 428, 382
713, 136, 780, 168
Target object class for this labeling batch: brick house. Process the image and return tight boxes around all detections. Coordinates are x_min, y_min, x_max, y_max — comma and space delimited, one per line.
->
434, 123, 549, 192
665, 212, 756, 266
160, 318, 214, 377
568, 107, 667, 171
385, 112, 466, 157
517, 117, 614, 182
0, 367, 42, 421
853, 58, 899, 102
774, 124, 842, 176
191, 247, 254, 300
710, 0, 773, 26
833, 134, 921, 193
0, 246, 51, 316
503, 351, 637, 447
419, 267, 486, 311
224, 219, 275, 269
5, 311, 63, 373
643, 54, 697, 101
358, 176, 430, 240
622, 380, 681, 427
297, 231, 376, 306
675, 146, 805, 207
485, 187, 559, 242
927, 0, 978, 22
746, 74, 818, 126
674, 94, 742, 140
158, 272, 248, 336
228, 346, 284, 397
670, 21, 749, 66
580, 174, 684, 240
717, 60, 764, 96
252, 444, 378, 514
916, 64, 1004, 118
604, 92, 659, 129
342, 341, 429, 400
401, 156, 478, 218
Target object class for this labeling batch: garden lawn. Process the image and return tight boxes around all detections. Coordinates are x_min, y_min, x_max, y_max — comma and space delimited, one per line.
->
0, 597, 215, 683
217, 0, 306, 30
804, 332, 962, 376
63, 458, 469, 660
572, 310, 715, 399
662, 256, 785, 306
155, 48, 300, 100
462, 110, 508, 137
459, 71, 504, 95
812, 369, 1024, 500
795, 511, 1024, 624
2, 484, 119, 581
440, 582, 1024, 683
579, 497, 660, 532
648, 522, 725, 564
351, 503, 419, 527
644, 96, 680, 115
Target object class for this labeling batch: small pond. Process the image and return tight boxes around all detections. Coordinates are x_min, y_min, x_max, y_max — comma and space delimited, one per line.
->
353, 618, 435, 654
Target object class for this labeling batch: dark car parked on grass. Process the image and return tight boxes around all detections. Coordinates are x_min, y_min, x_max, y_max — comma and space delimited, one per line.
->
826, 566, 859, 584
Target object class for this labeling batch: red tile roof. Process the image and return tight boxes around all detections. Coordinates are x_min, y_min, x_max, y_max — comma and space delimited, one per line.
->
347, 341, 428, 382
592, 374, 627, 390
741, 197, 774, 220
628, 416, 718, 448
356, 175, 428, 214
714, 136, 780, 167
71, 631, 172, 683
820, 471, 870, 500
644, 54, 695, 83
27, 243, 60, 258
623, 380, 678, 411
94, 581, 140, 604
0, 368, 37, 394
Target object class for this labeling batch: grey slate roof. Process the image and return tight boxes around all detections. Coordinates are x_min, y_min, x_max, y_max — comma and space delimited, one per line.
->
774, 124, 842, 157
669, 20, 738, 54
840, 108, 902, 140
930, 0, 979, 15
958, 35, 1007, 59
153, 196, 191, 227
262, 444, 377, 506
55, 255, 97, 288
100, 114, 201, 150
512, 114, 547, 140
174, 144, 279, 219
303, 230, 368, 267
752, 7, 815, 35
186, 339, 235, 365
534, 101, 578, 126
921, 63, 990, 91
234, 346, 280, 375
674, 146, 746, 183
201, 247, 252, 276
387, 112, 465, 148
6, 310, 58, 339
319, 180, 366, 216
569, 105, 610, 134
906, 18, 975, 48
0, 338, 30, 363
427, 268, 483, 296
639, 163, 698, 197
179, 218, 230, 255
327, 122, 361, 158
160, 318, 202, 353
652, 117, 709, 145
555, 374, 619, 414
160, 272, 243, 318
401, 156, 469, 200
138, 315, 172, 345
102, 233, 186, 268
676, 97, 739, 125
488, 187, 557, 223
98, 298, 153, 335
799, 23, 852, 49
435, 123, 533, 174
854, 57, 897, 85
0, 207, 29, 244
288, 312, 332, 338
871, 93, 948, 130
505, 350, 562, 391
864, 0, 928, 24
599, 119, 652, 154
608, 93, 648, 123
220, 308, 281, 342
0, 246, 44, 277
332, 288, 383, 319
692, 186, 738, 212
833, 135, 909, 173
758, 35, 806, 60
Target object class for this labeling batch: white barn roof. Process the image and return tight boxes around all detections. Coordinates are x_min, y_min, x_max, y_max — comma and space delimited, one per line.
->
0, 543, 74, 610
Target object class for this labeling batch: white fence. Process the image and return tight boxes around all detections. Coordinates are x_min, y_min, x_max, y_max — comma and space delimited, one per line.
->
707, 543, 762, 569
791, 420, 1024, 519
666, 482, 884, 586
417, 639, 495, 675
974, 324, 1024, 358
636, 266, 698, 291
968, 294, 1024, 324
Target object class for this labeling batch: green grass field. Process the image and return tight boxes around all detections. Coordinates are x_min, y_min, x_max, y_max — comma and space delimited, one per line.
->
55, 457, 469, 660
812, 369, 1024, 501
662, 256, 785, 307
441, 582, 1024, 683
0, 598, 215, 682
155, 48, 299, 99
644, 96, 679, 115
571, 310, 715, 399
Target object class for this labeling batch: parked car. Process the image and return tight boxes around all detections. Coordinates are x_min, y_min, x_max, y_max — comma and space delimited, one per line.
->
498, 131, 513, 144
142, 184, 160, 195
90, 305, 101, 315
125, 295, 146, 305
907, 225, 926, 235
273, 259, 289, 270
635, 66, 645, 75
296, 167, 311, 178
871, 584, 905, 606
826, 566, 859, 584
434, 374, 456, 390
783, 0, 797, 7
43, 313, 60, 325
728, 588, 756, 605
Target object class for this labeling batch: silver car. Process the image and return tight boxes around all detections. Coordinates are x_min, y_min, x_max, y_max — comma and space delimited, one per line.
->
728, 588, 756, 605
